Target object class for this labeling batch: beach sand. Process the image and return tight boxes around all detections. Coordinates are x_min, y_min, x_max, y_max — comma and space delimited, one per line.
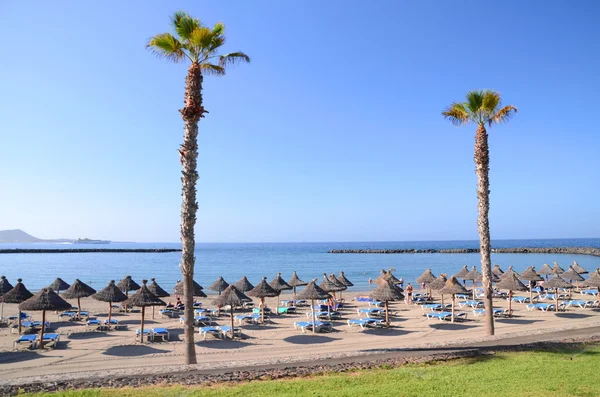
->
1, 289, 599, 386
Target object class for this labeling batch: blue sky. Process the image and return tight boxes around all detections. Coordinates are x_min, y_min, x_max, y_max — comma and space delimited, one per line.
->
1, 1, 599, 243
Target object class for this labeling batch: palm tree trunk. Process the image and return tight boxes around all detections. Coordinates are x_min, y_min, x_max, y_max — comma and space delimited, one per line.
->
474, 125, 494, 336
179, 62, 205, 365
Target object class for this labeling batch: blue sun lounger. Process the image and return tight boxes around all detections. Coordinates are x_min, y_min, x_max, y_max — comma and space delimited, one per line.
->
357, 308, 386, 318
456, 294, 470, 300
511, 296, 530, 304
541, 293, 568, 301
13, 334, 37, 350
526, 303, 561, 311
347, 318, 385, 329
293, 321, 333, 333
564, 300, 595, 308
150, 328, 169, 342
473, 308, 510, 317
104, 318, 126, 330
458, 300, 484, 309
199, 326, 222, 340
308, 311, 342, 320
217, 326, 242, 338
581, 289, 599, 296
354, 296, 374, 302
426, 311, 468, 321
421, 303, 442, 311
38, 333, 60, 349
86, 318, 105, 330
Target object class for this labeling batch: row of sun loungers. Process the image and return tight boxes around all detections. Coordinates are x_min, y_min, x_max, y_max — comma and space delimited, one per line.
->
14, 333, 60, 349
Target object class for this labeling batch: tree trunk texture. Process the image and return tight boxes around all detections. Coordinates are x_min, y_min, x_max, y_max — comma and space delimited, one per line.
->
474, 125, 495, 336
179, 62, 206, 365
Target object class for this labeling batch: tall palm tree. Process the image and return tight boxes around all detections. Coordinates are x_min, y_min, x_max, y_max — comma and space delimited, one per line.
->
442, 90, 517, 336
148, 12, 250, 365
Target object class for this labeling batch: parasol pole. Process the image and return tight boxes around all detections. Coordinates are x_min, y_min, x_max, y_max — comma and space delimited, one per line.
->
108, 301, 112, 325
508, 290, 513, 317
451, 294, 455, 323
78, 297, 81, 321
261, 297, 265, 324
529, 281, 533, 303
311, 298, 316, 334
18, 310, 22, 334
555, 288, 559, 312
39, 310, 46, 350
230, 306, 235, 339
385, 300, 389, 327
140, 306, 145, 343
293, 286, 297, 307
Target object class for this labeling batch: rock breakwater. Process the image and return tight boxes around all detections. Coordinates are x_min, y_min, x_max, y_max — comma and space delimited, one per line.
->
328, 247, 600, 257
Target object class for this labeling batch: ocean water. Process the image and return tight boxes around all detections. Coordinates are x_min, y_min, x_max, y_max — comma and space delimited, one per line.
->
1, 238, 599, 293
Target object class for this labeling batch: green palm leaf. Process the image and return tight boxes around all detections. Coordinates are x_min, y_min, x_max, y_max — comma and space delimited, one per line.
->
492, 105, 518, 124
442, 102, 471, 126
147, 33, 187, 63
200, 63, 226, 76
172, 12, 201, 40
219, 52, 251, 67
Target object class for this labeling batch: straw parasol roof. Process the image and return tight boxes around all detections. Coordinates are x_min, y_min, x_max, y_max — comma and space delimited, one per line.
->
287, 271, 308, 287
233, 276, 255, 292
328, 274, 347, 290
320, 273, 343, 292
117, 276, 141, 292
147, 278, 170, 298
213, 285, 251, 308
248, 277, 279, 298
439, 276, 469, 295
544, 275, 572, 289
0, 276, 14, 296
571, 261, 588, 275
369, 280, 404, 302
125, 280, 166, 307
496, 273, 528, 292
337, 271, 354, 287
174, 280, 206, 297
551, 262, 565, 274
561, 266, 584, 282
296, 279, 331, 300
455, 266, 469, 279
581, 270, 600, 288
269, 273, 292, 292
19, 288, 71, 312
416, 269, 436, 284
207, 276, 229, 293
492, 265, 504, 277
463, 266, 481, 281
48, 278, 70, 292
500, 266, 517, 279
62, 279, 97, 299
2, 279, 33, 303
429, 274, 447, 290
518, 266, 543, 281
537, 264, 553, 275
475, 272, 500, 283
92, 280, 128, 303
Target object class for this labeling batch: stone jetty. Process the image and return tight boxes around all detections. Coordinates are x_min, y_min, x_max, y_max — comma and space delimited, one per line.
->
328, 247, 600, 257
0, 248, 181, 254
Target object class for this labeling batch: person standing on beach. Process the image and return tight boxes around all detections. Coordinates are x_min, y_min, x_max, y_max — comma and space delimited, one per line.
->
405, 283, 413, 305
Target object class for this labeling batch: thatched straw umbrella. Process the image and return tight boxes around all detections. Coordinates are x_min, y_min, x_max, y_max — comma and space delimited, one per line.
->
416, 269, 436, 298
174, 280, 207, 298
269, 273, 292, 311
439, 276, 468, 323
213, 285, 250, 338
328, 273, 347, 300
463, 266, 481, 291
2, 278, 33, 334
287, 271, 308, 305
62, 279, 96, 319
0, 276, 14, 321
207, 277, 229, 295
117, 276, 141, 313
338, 272, 354, 287
296, 280, 331, 334
20, 288, 71, 350
369, 280, 404, 326
492, 265, 504, 278
247, 277, 279, 324
148, 278, 170, 319
233, 276, 254, 292
48, 278, 70, 295
124, 280, 166, 343
580, 269, 600, 296
91, 280, 128, 325
544, 275, 572, 312
429, 274, 447, 305
561, 266, 584, 298
319, 273, 343, 316
518, 266, 543, 303
500, 266, 517, 280
455, 266, 470, 285
551, 262, 565, 275
538, 263, 553, 280
572, 261, 588, 275
495, 273, 527, 316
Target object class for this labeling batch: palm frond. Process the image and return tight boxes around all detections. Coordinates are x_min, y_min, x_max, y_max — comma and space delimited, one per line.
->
465, 90, 485, 114
219, 52, 251, 67
482, 90, 501, 114
208, 36, 226, 52
200, 63, 226, 76
147, 33, 187, 63
171, 11, 201, 40
491, 105, 518, 125
212, 22, 225, 36
442, 102, 472, 126
190, 27, 215, 49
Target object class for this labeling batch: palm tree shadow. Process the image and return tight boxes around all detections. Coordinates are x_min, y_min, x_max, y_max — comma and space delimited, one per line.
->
495, 318, 542, 325
103, 345, 170, 357
428, 322, 476, 330
283, 334, 341, 345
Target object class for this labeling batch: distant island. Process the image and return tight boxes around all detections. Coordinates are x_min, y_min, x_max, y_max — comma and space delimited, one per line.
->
0, 229, 108, 244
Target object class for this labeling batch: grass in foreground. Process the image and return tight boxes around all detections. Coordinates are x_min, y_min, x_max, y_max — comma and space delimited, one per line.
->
21, 346, 600, 397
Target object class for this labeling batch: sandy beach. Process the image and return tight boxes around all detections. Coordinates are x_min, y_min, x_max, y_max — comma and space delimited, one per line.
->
1, 289, 599, 386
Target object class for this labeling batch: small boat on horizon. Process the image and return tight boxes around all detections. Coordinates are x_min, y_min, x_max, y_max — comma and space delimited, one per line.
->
73, 238, 111, 244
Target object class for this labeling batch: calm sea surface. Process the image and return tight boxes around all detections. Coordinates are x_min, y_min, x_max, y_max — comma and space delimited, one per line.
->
1, 239, 599, 292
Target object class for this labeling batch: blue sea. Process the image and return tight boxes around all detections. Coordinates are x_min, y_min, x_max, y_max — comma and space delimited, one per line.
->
1, 239, 599, 293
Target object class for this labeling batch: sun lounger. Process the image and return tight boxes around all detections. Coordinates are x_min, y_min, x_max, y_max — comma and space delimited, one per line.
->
293, 321, 333, 333
199, 326, 222, 340
86, 318, 106, 330
347, 318, 385, 330
241, 301, 255, 309
217, 326, 242, 338
277, 307, 296, 314
541, 293, 568, 301
281, 299, 309, 307
13, 334, 36, 350
160, 309, 182, 319
357, 308, 386, 318
36, 333, 60, 349
458, 300, 484, 309
193, 302, 202, 308
22, 321, 51, 331
526, 303, 564, 311
426, 311, 468, 321
368, 300, 384, 307
510, 296, 531, 304
104, 318, 126, 330
308, 311, 342, 320
455, 294, 470, 300
421, 303, 442, 311
580, 289, 599, 296
564, 300, 595, 309
473, 308, 510, 318
150, 328, 170, 342
253, 307, 272, 314
354, 296, 374, 302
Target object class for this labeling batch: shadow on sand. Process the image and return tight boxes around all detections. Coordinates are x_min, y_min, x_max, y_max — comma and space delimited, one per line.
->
196, 339, 252, 349
283, 334, 341, 345
554, 312, 592, 319
0, 350, 47, 364
362, 327, 414, 337
428, 322, 476, 331
67, 332, 115, 340
103, 345, 170, 357
496, 318, 543, 325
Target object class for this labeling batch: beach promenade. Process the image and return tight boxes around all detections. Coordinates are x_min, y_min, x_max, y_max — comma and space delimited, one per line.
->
1, 290, 599, 388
